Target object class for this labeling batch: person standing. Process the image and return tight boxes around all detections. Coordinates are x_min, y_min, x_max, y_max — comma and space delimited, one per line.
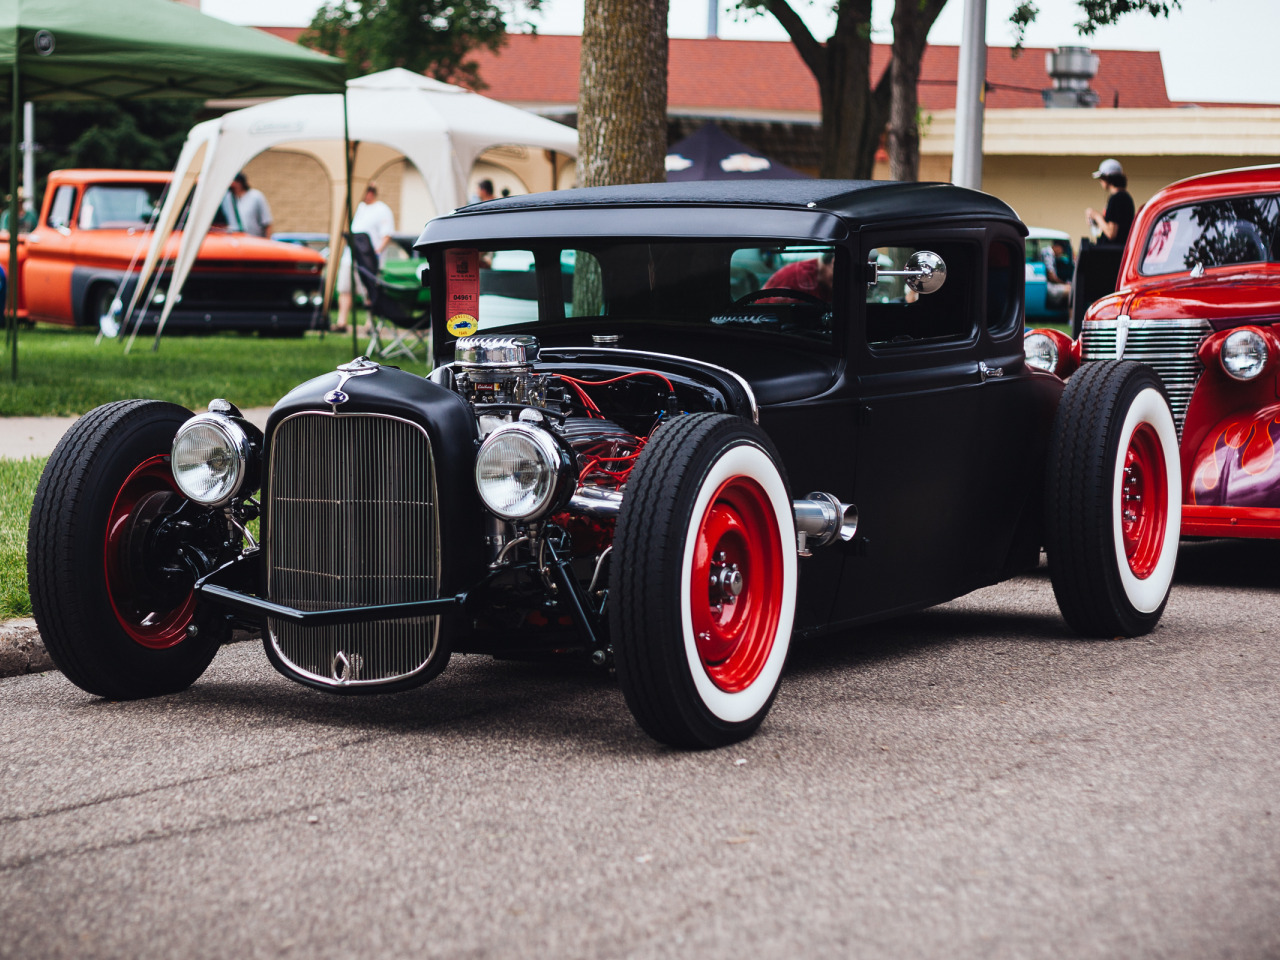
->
228, 172, 273, 238
335, 182, 396, 333
1086, 159, 1134, 247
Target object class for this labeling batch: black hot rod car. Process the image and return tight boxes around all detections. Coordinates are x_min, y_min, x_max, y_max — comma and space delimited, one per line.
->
28, 181, 1183, 748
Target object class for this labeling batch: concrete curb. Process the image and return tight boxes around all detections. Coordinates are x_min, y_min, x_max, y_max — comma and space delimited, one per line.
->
0, 618, 52, 678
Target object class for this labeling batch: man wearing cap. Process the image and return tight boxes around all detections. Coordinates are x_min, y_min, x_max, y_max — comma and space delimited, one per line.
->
1086, 159, 1135, 247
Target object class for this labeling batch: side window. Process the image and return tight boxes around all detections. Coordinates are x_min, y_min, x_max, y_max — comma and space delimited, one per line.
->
864, 242, 974, 348
987, 240, 1021, 337
47, 185, 76, 230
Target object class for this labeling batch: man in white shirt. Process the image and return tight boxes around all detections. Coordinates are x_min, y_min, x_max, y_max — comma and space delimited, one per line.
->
336, 182, 397, 332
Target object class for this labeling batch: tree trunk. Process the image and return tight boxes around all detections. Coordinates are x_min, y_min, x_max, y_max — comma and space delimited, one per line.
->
577, 0, 670, 189
887, 0, 947, 182
762, 0, 888, 179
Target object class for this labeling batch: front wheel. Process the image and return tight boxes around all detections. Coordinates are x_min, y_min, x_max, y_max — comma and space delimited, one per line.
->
1045, 360, 1181, 637
27, 400, 230, 698
610, 414, 797, 748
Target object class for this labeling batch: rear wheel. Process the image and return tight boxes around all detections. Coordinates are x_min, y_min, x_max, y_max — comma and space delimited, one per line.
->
611, 414, 797, 748
1045, 360, 1181, 637
27, 400, 230, 698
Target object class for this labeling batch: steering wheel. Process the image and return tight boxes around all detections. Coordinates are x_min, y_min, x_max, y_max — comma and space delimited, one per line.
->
733, 287, 829, 307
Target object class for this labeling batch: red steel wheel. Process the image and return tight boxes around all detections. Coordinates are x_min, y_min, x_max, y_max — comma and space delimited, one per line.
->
611, 413, 797, 749
103, 455, 198, 650
690, 476, 784, 693
1120, 423, 1168, 580
1045, 360, 1180, 638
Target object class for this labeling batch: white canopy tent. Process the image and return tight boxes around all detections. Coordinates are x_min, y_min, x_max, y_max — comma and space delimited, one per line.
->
128, 68, 579, 339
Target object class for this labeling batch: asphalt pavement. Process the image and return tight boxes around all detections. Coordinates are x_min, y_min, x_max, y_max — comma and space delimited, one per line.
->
2, 540, 1278, 959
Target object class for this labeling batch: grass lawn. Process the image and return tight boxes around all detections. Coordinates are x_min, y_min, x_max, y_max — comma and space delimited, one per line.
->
0, 457, 42, 620
0, 324, 432, 417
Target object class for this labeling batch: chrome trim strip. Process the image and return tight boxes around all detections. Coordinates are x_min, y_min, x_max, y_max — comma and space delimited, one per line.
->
538, 346, 760, 423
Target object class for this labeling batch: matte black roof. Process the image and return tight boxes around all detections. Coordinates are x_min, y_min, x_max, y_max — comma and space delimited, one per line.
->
453, 179, 1021, 225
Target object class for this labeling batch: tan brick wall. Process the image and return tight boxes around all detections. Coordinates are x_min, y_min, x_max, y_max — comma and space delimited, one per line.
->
242, 152, 331, 234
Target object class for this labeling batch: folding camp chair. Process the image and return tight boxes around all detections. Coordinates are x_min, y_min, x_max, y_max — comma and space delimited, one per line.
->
347, 232, 430, 362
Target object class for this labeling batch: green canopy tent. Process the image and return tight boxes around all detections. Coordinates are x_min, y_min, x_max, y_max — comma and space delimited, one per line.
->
0, 0, 348, 379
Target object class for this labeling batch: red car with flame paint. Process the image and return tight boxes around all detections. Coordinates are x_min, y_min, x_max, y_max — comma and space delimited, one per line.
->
0, 169, 325, 334
1026, 164, 1280, 540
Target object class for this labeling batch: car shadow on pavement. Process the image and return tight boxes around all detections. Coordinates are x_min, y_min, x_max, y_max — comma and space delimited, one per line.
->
163, 650, 650, 750
1174, 538, 1280, 589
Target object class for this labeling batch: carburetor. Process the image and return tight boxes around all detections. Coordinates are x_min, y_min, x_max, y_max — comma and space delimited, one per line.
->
453, 334, 552, 410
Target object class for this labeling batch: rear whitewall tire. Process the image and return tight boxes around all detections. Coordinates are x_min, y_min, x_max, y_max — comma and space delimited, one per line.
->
1110, 386, 1181, 614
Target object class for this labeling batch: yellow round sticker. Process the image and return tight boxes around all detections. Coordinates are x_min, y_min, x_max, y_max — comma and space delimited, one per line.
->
447, 313, 478, 337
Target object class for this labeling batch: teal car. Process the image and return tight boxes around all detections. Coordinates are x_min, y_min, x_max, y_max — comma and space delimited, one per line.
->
1025, 227, 1073, 322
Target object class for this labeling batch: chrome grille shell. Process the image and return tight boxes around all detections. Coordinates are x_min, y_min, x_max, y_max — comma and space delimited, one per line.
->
265, 411, 441, 687
1080, 317, 1211, 433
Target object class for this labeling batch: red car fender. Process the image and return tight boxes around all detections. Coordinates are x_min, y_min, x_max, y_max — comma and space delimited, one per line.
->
1183, 325, 1280, 505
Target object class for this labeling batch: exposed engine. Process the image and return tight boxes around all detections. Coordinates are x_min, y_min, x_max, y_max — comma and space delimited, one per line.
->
451, 333, 678, 492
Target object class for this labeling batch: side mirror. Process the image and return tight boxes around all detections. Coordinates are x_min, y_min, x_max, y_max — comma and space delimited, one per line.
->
867, 250, 947, 295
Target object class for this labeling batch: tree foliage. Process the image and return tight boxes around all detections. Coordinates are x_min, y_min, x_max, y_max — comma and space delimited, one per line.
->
302, 0, 541, 87
1011, 0, 1183, 46
737, 0, 947, 180
0, 101, 199, 210
746, 0, 1184, 181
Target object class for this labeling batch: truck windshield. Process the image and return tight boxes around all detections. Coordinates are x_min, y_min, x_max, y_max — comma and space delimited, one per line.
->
78, 184, 166, 231
442, 241, 838, 346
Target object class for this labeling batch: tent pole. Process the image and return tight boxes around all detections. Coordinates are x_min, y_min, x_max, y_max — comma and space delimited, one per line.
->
8, 64, 20, 381
343, 89, 355, 356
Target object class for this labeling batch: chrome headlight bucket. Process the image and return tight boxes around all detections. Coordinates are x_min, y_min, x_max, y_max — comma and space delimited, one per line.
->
1221, 327, 1269, 381
171, 409, 261, 506
1023, 331, 1060, 373
474, 422, 572, 521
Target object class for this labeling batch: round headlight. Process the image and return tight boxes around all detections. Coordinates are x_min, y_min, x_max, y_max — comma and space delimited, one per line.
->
292, 289, 310, 307
1221, 328, 1269, 381
475, 423, 570, 521
1023, 331, 1059, 373
171, 414, 252, 506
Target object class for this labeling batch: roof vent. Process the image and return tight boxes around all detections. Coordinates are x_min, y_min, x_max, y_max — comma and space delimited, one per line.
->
1043, 46, 1100, 108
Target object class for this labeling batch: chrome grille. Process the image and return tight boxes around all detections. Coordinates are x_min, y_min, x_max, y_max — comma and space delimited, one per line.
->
266, 412, 440, 686
1080, 317, 1211, 434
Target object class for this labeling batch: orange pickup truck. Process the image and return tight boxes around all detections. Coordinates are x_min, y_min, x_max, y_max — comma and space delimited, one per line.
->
1, 169, 326, 335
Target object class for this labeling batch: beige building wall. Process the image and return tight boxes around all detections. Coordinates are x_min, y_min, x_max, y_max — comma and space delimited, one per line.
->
873, 107, 1280, 244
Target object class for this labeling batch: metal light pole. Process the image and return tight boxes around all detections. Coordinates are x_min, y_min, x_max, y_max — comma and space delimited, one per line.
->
952, 0, 987, 190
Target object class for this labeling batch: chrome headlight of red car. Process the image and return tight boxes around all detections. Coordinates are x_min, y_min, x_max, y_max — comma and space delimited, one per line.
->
1023, 331, 1059, 373
1221, 327, 1269, 381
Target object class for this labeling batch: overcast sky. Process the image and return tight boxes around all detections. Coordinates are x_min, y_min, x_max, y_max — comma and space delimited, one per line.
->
203, 0, 1279, 105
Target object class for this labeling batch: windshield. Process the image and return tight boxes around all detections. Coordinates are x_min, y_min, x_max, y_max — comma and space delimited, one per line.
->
442, 240, 838, 346
78, 183, 166, 231
1140, 194, 1280, 275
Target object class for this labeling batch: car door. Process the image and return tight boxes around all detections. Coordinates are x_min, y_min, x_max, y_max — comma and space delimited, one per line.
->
22, 183, 78, 323
834, 227, 1046, 621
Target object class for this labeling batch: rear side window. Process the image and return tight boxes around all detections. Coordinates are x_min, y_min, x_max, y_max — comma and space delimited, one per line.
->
987, 240, 1021, 337
1141, 194, 1280, 275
